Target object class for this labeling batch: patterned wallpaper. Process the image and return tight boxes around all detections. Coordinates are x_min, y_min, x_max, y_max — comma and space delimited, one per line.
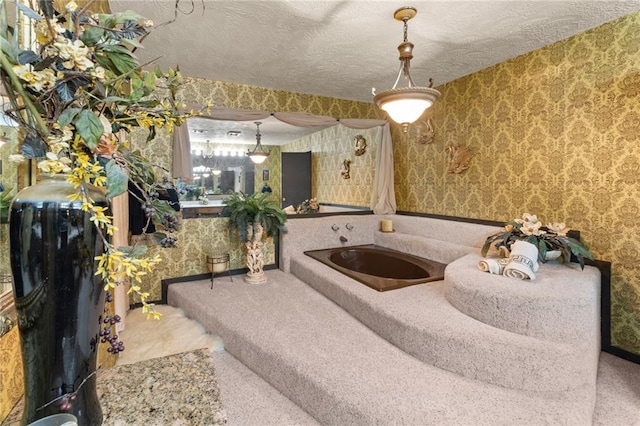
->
129, 78, 378, 301
283, 125, 380, 207
395, 11, 640, 355
0, 327, 22, 421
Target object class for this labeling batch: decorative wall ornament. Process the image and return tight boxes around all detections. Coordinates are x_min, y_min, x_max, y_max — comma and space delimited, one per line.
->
341, 159, 352, 179
354, 135, 367, 156
417, 119, 435, 144
446, 145, 473, 174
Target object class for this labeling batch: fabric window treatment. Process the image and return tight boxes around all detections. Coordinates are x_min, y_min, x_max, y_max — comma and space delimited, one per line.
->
172, 108, 396, 214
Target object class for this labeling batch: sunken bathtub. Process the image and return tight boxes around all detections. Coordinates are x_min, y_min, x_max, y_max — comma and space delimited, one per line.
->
304, 244, 446, 291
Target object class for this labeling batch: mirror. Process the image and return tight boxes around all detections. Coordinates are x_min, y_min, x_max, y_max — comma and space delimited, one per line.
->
186, 116, 330, 201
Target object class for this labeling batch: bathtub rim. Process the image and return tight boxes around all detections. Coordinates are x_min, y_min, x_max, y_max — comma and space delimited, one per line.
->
304, 244, 446, 292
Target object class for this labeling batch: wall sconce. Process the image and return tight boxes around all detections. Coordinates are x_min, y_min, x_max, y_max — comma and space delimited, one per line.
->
341, 159, 351, 179
415, 118, 435, 145
247, 121, 269, 164
354, 135, 367, 156
372, 6, 440, 133
446, 145, 473, 174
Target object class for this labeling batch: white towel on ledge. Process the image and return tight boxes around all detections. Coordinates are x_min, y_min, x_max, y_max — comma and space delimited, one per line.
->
502, 241, 539, 280
478, 258, 507, 275
503, 255, 537, 280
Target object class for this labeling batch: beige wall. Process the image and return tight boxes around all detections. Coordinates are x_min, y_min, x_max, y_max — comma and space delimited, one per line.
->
395, 11, 640, 355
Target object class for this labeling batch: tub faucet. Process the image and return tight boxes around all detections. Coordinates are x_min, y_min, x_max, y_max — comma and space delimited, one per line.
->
340, 235, 348, 243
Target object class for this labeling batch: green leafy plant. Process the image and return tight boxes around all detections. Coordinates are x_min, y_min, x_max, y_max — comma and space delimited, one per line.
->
222, 192, 287, 282
481, 212, 594, 269
222, 192, 287, 243
0, 0, 206, 318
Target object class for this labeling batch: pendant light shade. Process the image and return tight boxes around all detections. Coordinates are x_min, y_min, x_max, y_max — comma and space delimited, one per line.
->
247, 121, 269, 164
373, 7, 440, 132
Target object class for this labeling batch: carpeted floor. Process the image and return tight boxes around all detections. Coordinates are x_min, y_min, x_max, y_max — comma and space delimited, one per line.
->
119, 302, 640, 425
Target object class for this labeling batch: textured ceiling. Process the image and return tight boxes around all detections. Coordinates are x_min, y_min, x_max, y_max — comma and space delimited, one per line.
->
110, 0, 640, 145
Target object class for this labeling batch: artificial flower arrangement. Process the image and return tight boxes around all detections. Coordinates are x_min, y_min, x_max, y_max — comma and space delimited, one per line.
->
481, 212, 594, 270
0, 1, 209, 326
296, 198, 319, 214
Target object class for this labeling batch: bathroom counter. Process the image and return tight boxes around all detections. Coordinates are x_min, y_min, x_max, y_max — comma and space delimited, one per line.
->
2, 349, 227, 425
180, 200, 225, 218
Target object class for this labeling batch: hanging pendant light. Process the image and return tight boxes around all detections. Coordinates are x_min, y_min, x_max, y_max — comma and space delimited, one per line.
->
372, 6, 440, 132
247, 121, 269, 164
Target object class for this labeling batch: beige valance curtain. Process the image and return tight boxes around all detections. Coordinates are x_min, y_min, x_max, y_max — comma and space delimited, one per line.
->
172, 108, 396, 214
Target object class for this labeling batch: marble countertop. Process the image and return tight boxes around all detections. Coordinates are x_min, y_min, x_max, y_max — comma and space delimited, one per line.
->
180, 200, 226, 208
3, 349, 227, 425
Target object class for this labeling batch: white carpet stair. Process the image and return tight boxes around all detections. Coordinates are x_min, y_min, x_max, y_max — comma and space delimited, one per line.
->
169, 214, 602, 424
169, 270, 596, 425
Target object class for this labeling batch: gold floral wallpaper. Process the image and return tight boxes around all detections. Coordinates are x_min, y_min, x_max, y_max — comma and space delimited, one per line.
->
0, 327, 23, 421
283, 125, 379, 207
395, 11, 640, 355
129, 78, 378, 301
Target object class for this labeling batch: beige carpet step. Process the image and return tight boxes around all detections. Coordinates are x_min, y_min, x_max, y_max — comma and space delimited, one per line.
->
213, 351, 320, 426
444, 253, 601, 344
290, 254, 599, 393
169, 271, 595, 425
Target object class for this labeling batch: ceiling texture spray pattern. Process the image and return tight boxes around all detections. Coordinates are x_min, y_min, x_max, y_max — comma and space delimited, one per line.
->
111, 1, 640, 102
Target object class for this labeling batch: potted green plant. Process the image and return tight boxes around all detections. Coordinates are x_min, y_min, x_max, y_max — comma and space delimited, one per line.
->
481, 212, 594, 269
222, 192, 287, 283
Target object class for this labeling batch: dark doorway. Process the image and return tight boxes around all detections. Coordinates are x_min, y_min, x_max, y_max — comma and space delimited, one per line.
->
245, 169, 255, 194
219, 170, 235, 194
281, 151, 311, 208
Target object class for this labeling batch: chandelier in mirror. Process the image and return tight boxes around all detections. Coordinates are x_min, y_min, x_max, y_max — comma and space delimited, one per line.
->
372, 6, 440, 132
247, 121, 270, 164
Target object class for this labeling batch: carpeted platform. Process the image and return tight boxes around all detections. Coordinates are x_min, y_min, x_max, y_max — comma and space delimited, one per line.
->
169, 271, 596, 425
290, 253, 598, 393
104, 305, 640, 425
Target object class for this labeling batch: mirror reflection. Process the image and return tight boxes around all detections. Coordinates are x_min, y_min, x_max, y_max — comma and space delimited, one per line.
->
191, 144, 255, 195
185, 116, 329, 203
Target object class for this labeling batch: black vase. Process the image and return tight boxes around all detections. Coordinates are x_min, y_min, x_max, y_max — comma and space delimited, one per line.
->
10, 174, 107, 425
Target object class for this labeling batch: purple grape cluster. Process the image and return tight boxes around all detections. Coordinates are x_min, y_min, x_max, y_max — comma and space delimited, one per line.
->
141, 200, 155, 219
164, 213, 179, 232
100, 314, 125, 354
105, 290, 113, 303
160, 236, 177, 248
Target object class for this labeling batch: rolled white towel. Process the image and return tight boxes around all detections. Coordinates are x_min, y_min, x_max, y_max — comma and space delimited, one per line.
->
503, 254, 537, 280
478, 258, 507, 275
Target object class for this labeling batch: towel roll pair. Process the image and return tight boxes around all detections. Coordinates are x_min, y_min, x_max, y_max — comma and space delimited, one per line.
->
478, 241, 539, 280
477, 258, 509, 275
